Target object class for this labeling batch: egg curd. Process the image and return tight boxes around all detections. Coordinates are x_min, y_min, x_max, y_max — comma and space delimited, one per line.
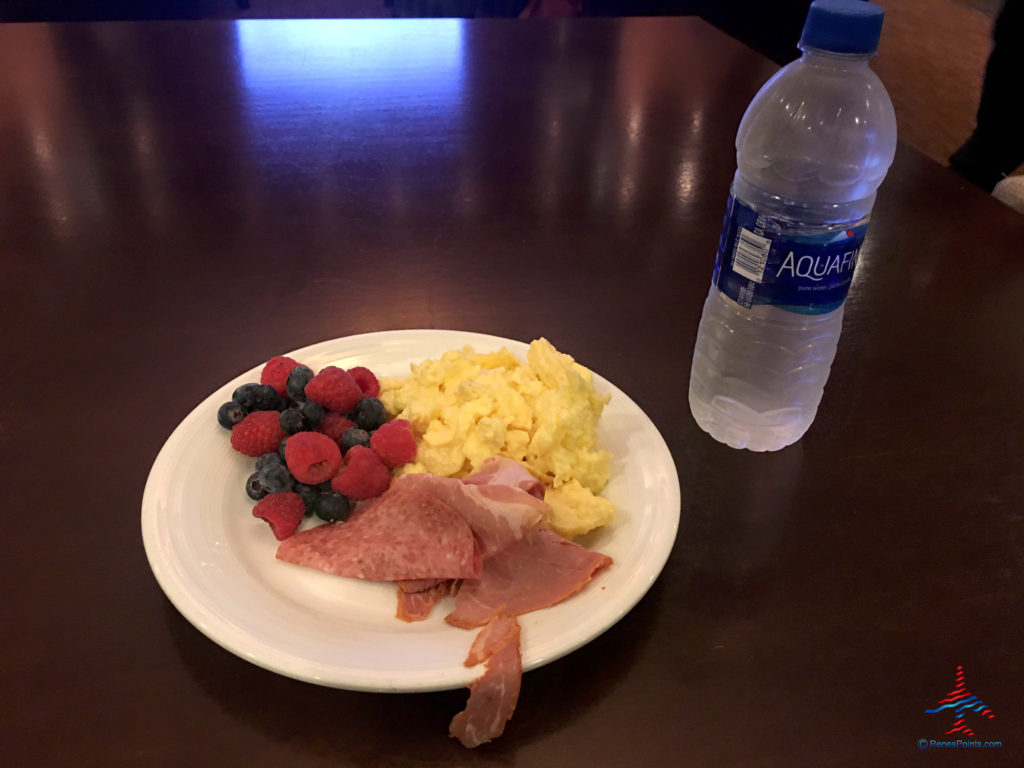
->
378, 338, 614, 538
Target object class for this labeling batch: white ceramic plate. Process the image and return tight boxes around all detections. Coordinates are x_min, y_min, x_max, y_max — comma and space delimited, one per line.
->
141, 330, 680, 693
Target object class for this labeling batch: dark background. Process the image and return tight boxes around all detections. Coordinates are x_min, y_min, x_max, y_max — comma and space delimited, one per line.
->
0, 0, 811, 65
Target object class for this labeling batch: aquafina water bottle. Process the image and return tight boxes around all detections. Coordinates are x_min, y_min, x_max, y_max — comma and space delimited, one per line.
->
688, 0, 898, 451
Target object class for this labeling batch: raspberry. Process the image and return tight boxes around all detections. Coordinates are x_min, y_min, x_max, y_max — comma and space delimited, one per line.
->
285, 431, 342, 485
260, 356, 300, 396
348, 366, 380, 398
305, 366, 362, 414
252, 492, 305, 540
316, 411, 357, 445
330, 445, 391, 500
370, 419, 417, 468
231, 411, 287, 457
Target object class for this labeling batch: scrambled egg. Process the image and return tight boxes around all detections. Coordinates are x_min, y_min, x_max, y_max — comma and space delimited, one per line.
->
378, 338, 615, 538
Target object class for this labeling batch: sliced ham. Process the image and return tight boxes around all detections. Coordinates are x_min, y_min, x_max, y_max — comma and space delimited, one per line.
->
391, 473, 548, 560
463, 457, 546, 500
449, 613, 522, 748
396, 580, 453, 622
446, 526, 613, 629
276, 477, 481, 582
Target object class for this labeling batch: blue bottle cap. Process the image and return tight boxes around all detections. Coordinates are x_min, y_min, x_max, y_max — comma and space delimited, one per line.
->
799, 0, 885, 54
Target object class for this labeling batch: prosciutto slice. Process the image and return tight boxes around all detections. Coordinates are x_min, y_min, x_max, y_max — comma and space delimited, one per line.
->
446, 526, 613, 629
389, 473, 547, 560
276, 478, 481, 582
463, 609, 521, 667
397, 578, 446, 593
463, 457, 545, 500
449, 613, 522, 748
395, 579, 453, 622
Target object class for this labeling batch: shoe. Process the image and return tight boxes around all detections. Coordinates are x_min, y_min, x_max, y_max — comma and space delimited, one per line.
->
992, 176, 1024, 215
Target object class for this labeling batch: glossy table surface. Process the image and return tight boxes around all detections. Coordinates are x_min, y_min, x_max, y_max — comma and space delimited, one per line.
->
2, 16, 1022, 767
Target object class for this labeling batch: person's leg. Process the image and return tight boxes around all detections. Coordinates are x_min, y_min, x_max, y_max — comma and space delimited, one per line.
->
949, 0, 1024, 192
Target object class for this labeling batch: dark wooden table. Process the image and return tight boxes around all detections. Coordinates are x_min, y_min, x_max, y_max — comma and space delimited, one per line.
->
2, 16, 1022, 767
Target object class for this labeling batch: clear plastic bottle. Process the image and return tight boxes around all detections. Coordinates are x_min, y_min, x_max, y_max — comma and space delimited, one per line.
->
688, 0, 897, 451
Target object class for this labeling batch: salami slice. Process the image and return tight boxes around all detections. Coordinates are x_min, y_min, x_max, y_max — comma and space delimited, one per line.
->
276, 479, 481, 582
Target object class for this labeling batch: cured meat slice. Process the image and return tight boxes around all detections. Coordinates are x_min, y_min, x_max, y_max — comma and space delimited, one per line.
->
396, 580, 453, 622
276, 478, 481, 582
446, 526, 613, 629
393, 473, 547, 561
463, 457, 545, 500
397, 578, 446, 593
449, 613, 522, 748
464, 610, 520, 667
449, 483, 547, 559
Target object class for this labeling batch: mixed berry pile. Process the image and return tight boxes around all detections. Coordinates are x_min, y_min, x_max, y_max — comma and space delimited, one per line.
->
217, 355, 416, 541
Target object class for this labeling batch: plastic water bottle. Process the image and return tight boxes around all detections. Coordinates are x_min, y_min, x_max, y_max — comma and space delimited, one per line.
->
688, 0, 897, 451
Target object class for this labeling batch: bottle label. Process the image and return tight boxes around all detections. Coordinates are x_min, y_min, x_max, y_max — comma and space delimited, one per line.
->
712, 194, 869, 315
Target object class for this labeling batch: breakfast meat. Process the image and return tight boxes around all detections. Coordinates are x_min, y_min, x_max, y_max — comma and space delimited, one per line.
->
463, 609, 521, 667
435, 482, 548, 560
397, 578, 447, 593
462, 456, 545, 499
396, 579, 454, 622
382, 472, 548, 561
276, 479, 482, 582
445, 527, 614, 629
449, 612, 522, 748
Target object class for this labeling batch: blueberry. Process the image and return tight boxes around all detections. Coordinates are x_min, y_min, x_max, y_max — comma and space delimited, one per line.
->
255, 452, 284, 471
217, 401, 247, 429
295, 483, 321, 516
233, 382, 263, 410
245, 472, 268, 500
286, 365, 315, 401
258, 462, 294, 493
278, 435, 290, 460
341, 427, 371, 452
253, 384, 283, 412
353, 398, 387, 431
316, 491, 350, 522
279, 407, 305, 434
299, 399, 325, 428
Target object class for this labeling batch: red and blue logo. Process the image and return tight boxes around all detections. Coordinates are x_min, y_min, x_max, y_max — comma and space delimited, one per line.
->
925, 665, 994, 737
